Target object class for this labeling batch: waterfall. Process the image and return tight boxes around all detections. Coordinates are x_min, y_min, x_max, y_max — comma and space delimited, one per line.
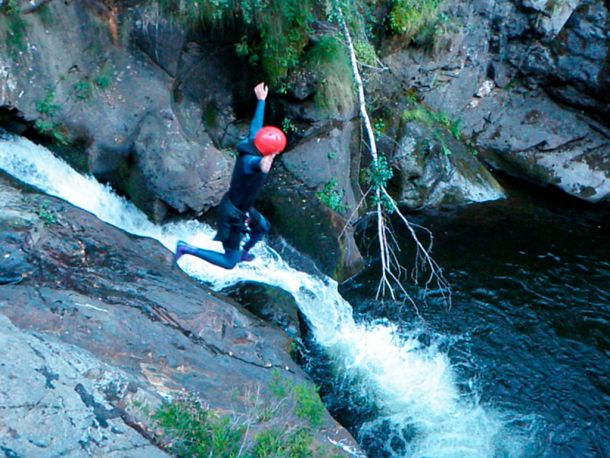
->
0, 132, 531, 457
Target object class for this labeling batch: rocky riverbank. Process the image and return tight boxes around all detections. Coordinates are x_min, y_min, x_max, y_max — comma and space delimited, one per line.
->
0, 172, 360, 456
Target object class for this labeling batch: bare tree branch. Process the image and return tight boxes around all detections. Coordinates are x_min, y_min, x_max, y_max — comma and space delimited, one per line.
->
333, 1, 451, 310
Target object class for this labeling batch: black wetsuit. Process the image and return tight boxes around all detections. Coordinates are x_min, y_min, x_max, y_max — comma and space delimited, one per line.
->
177, 100, 271, 269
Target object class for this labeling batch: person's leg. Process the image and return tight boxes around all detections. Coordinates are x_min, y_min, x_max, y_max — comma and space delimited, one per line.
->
241, 208, 270, 261
175, 241, 241, 269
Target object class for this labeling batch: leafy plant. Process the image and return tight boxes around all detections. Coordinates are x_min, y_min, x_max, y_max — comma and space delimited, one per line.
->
269, 368, 288, 398
37, 202, 57, 226
73, 79, 94, 100
365, 155, 394, 212
35, 90, 60, 117
316, 178, 347, 213
2, 0, 20, 15
94, 63, 113, 90
389, 0, 443, 39
293, 383, 325, 428
34, 119, 69, 145
251, 428, 313, 458
282, 117, 298, 134
34, 90, 69, 145
153, 397, 245, 458
373, 117, 386, 140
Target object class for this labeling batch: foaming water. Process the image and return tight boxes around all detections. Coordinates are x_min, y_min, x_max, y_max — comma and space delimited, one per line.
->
0, 133, 531, 457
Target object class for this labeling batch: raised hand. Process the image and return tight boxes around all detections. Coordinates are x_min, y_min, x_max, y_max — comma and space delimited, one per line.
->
254, 82, 268, 101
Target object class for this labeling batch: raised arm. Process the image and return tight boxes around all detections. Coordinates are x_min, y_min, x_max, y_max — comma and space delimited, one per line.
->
248, 82, 268, 141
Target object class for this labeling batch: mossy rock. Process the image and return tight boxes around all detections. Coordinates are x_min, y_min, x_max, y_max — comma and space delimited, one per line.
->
259, 163, 364, 282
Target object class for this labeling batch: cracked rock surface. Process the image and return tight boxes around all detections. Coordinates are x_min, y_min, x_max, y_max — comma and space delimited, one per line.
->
0, 174, 359, 456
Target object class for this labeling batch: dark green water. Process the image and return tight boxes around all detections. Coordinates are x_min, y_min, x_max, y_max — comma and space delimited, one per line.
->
313, 182, 610, 457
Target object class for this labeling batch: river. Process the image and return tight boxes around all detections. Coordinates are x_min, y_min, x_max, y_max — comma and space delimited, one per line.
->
312, 180, 610, 457
1, 132, 608, 457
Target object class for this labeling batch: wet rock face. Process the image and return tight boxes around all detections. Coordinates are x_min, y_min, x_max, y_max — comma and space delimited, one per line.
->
392, 122, 505, 207
260, 163, 365, 282
0, 1, 233, 220
0, 174, 360, 455
382, 0, 610, 203
282, 121, 361, 215
224, 281, 303, 339
133, 111, 233, 215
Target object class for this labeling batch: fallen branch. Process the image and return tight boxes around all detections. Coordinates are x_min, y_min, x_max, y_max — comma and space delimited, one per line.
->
333, 2, 451, 310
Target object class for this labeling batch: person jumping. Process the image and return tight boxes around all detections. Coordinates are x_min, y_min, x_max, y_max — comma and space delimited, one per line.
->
174, 82, 286, 269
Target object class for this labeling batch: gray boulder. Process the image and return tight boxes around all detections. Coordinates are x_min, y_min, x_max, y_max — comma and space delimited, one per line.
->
393, 122, 505, 207
0, 173, 361, 456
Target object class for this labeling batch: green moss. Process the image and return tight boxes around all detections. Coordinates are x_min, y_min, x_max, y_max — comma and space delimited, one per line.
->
354, 39, 379, 66
94, 63, 113, 90
154, 0, 314, 85
402, 103, 461, 140
37, 3, 53, 26
389, 0, 443, 38
306, 36, 354, 116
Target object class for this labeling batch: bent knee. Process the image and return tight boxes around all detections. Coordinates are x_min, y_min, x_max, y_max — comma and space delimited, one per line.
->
223, 251, 241, 269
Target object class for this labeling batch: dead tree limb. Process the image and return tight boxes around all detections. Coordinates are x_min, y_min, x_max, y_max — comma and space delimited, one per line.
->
333, 2, 451, 310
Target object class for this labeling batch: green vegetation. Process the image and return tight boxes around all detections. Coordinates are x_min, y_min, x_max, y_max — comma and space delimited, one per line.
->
73, 79, 94, 100
34, 90, 70, 145
94, 63, 113, 90
37, 202, 57, 226
2, 0, 20, 15
152, 376, 335, 458
293, 383, 325, 428
316, 178, 348, 213
251, 428, 313, 458
37, 3, 53, 25
389, 0, 443, 38
354, 39, 379, 66
402, 104, 461, 141
373, 117, 386, 140
154, 0, 314, 85
365, 155, 394, 211
35, 90, 60, 117
2, 0, 27, 52
305, 35, 354, 116
153, 397, 245, 458
402, 101, 464, 157
282, 117, 298, 134
269, 369, 288, 398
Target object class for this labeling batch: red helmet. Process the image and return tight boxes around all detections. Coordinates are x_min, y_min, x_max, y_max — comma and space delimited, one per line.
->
254, 126, 287, 156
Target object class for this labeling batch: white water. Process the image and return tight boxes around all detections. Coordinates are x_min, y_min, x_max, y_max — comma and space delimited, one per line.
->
0, 133, 529, 457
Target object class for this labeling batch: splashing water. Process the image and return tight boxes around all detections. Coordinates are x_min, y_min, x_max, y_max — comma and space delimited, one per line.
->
0, 133, 533, 457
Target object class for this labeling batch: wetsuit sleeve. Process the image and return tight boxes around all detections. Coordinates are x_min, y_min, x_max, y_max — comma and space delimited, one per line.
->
242, 155, 262, 174
248, 100, 266, 141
